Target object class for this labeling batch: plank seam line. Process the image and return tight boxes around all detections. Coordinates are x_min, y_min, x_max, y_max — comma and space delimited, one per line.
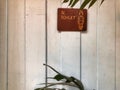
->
45, 0, 48, 86
114, 0, 117, 89
24, 0, 27, 89
6, 0, 9, 89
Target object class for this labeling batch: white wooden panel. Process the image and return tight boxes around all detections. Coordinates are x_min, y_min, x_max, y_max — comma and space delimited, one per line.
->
26, 0, 46, 90
97, 0, 116, 90
0, 0, 7, 90
81, 4, 97, 90
61, 32, 81, 90
61, 1, 81, 90
116, 0, 120, 89
47, 0, 62, 86
47, 0, 81, 90
8, 0, 25, 90
61, 0, 81, 80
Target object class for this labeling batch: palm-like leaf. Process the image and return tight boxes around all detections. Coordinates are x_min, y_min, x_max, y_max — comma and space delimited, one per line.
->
89, 0, 97, 8
68, 0, 74, 6
71, 0, 79, 7
100, 0, 105, 6
80, 0, 91, 9
62, 0, 105, 9
62, 0, 69, 3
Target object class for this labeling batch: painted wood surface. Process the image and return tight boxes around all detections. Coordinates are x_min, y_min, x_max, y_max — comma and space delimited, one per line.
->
0, 0, 120, 90
47, 1, 64, 89
97, 0, 116, 90
26, 0, 46, 90
7, 0, 25, 90
116, 0, 120, 89
47, 1, 81, 90
0, 0, 7, 90
81, 3, 97, 90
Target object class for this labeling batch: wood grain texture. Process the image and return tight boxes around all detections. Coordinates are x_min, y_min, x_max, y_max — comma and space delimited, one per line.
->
81, 3, 97, 90
26, 0, 46, 90
0, 0, 7, 90
97, 0, 116, 90
116, 0, 120, 89
7, 0, 25, 90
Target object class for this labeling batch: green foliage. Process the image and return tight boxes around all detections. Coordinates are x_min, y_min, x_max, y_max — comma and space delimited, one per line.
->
54, 74, 65, 81
80, 0, 91, 9
63, 0, 69, 3
62, 0, 105, 9
88, 0, 97, 8
35, 64, 84, 90
100, 0, 105, 6
68, 0, 79, 7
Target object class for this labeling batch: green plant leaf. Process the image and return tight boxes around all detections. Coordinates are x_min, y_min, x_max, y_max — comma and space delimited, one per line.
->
65, 77, 74, 83
71, 0, 79, 7
89, 0, 97, 8
54, 74, 64, 81
34, 88, 40, 90
70, 77, 84, 90
100, 0, 105, 6
68, 0, 74, 6
80, 0, 92, 9
43, 64, 60, 74
43, 64, 84, 90
62, 0, 69, 3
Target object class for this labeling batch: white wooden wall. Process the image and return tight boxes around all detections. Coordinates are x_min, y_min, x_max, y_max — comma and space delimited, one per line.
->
0, 0, 120, 90
0, 0, 7, 90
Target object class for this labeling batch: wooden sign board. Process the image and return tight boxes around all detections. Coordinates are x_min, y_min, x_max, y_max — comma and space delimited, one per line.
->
57, 8, 87, 32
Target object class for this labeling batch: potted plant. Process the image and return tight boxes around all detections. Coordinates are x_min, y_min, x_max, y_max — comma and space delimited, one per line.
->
34, 64, 84, 90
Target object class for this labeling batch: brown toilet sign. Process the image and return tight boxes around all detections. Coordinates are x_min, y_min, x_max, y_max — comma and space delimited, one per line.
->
57, 8, 87, 32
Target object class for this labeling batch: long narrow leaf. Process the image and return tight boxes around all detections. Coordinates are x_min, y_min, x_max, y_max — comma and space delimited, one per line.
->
89, 0, 97, 8
80, 0, 92, 9
71, 0, 79, 7
62, 0, 69, 3
100, 0, 105, 6
70, 77, 84, 90
68, 0, 74, 6
36, 83, 78, 90
43, 64, 60, 74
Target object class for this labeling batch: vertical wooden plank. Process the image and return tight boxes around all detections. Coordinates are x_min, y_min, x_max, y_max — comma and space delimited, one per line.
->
116, 0, 120, 89
8, 0, 25, 90
47, 0, 62, 86
26, 0, 46, 90
97, 0, 116, 90
60, 2, 81, 90
47, 0, 81, 90
0, 0, 7, 90
81, 4, 97, 90
61, 32, 81, 90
